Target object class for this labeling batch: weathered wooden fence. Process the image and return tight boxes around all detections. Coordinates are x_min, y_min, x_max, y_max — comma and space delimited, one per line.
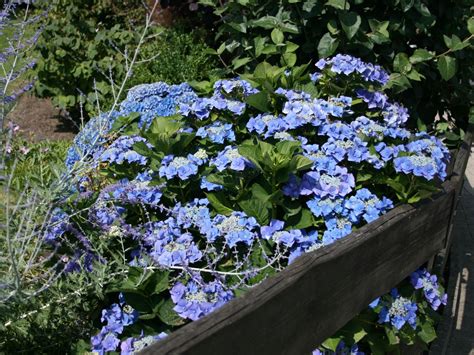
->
142, 130, 473, 355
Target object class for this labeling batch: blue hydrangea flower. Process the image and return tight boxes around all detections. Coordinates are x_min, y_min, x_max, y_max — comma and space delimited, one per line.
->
318, 121, 355, 140
410, 269, 448, 311
393, 154, 439, 180
200, 176, 223, 191
322, 216, 353, 245
65, 110, 121, 170
120, 82, 197, 128
213, 78, 258, 97
356, 89, 388, 109
196, 122, 236, 144
282, 174, 302, 198
260, 219, 304, 248
315, 54, 390, 85
302, 144, 337, 172
300, 166, 355, 198
307, 197, 344, 218
210, 146, 252, 172
322, 137, 369, 163
382, 102, 409, 127
159, 153, 205, 180
101, 179, 162, 206
170, 275, 234, 321
205, 211, 259, 247
288, 230, 322, 264
343, 188, 393, 223
378, 289, 418, 330
88, 203, 126, 230
172, 198, 212, 231
246, 114, 288, 137
121, 332, 168, 355
91, 328, 121, 354
91, 295, 139, 354
150, 232, 202, 267
100, 136, 152, 166
313, 341, 365, 355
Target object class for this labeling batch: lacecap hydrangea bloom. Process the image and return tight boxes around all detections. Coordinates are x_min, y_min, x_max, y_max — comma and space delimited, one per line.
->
57, 54, 450, 352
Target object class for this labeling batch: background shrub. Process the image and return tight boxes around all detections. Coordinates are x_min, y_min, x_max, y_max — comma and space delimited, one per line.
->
126, 27, 221, 88
198, 0, 474, 132
33, 0, 146, 118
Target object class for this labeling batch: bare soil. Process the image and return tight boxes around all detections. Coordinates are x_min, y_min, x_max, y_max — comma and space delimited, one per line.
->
7, 94, 77, 142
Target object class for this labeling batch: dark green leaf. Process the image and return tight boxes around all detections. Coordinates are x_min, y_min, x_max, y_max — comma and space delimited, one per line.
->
339, 12, 361, 39
239, 198, 270, 225
157, 298, 186, 326
245, 92, 270, 112
206, 192, 234, 215
437, 56, 457, 81
317, 33, 339, 58
325, 0, 349, 10
409, 49, 434, 64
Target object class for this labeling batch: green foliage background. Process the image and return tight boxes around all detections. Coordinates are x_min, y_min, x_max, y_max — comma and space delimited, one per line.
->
199, 0, 474, 131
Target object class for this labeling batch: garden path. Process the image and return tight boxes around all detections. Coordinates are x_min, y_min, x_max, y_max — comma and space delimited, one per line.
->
8, 94, 77, 142
431, 141, 474, 355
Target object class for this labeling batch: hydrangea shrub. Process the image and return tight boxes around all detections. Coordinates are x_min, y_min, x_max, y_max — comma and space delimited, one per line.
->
54, 55, 450, 353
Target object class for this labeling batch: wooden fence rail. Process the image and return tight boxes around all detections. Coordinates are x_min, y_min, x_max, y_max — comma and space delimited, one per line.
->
142, 130, 472, 355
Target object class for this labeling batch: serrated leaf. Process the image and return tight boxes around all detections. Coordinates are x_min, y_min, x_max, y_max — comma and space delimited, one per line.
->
325, 0, 349, 10
206, 192, 234, 215
393, 53, 412, 74
400, 0, 414, 12
232, 57, 252, 70
317, 33, 339, 58
271, 28, 284, 44
322, 336, 342, 351
282, 52, 297, 67
238, 198, 270, 225
290, 155, 314, 171
468, 18, 474, 34
157, 298, 186, 326
245, 92, 270, 112
339, 11, 361, 39
437, 56, 457, 81
254, 36, 266, 57
418, 321, 437, 343
409, 49, 434, 64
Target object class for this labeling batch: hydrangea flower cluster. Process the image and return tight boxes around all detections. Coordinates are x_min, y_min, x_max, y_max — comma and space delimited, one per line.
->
91, 294, 140, 354
66, 83, 196, 169
410, 269, 448, 310
100, 136, 152, 166
170, 274, 234, 321
58, 55, 451, 352
378, 289, 418, 330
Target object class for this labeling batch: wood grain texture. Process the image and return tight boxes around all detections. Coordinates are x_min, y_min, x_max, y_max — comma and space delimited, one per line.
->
142, 189, 455, 355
